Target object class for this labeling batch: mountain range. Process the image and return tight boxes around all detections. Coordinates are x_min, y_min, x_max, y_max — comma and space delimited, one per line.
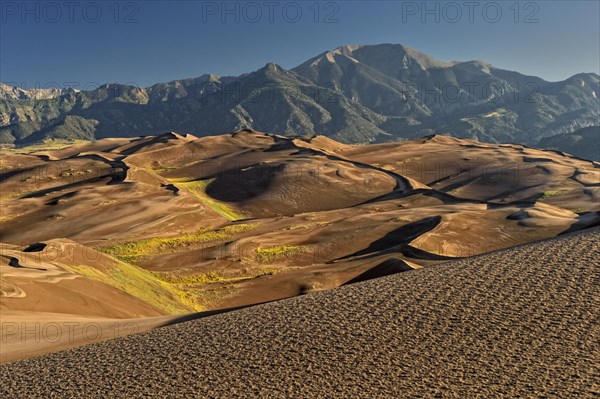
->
1, 43, 599, 154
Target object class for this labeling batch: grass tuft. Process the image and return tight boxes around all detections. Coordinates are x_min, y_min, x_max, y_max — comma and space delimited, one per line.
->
62, 262, 200, 314
174, 179, 245, 221
255, 245, 310, 263
98, 224, 257, 264
153, 271, 232, 285
539, 190, 568, 199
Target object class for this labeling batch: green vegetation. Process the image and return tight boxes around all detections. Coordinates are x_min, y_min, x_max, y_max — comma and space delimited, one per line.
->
166, 177, 194, 183
152, 166, 179, 173
153, 271, 233, 285
63, 256, 278, 314
62, 262, 200, 314
255, 245, 310, 263
92, 223, 267, 311
63, 258, 279, 314
0, 212, 23, 222
539, 190, 568, 199
151, 266, 283, 308
0, 190, 36, 201
173, 179, 245, 221
98, 224, 257, 264
154, 267, 283, 285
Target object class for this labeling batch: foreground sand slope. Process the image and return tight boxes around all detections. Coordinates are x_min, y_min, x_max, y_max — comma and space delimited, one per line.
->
0, 239, 203, 363
1, 229, 598, 398
0, 311, 175, 364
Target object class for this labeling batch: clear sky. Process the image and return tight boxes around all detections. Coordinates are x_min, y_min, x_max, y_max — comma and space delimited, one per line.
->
1, 0, 598, 89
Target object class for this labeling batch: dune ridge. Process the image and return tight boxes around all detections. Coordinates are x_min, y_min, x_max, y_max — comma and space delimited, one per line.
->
1, 130, 599, 362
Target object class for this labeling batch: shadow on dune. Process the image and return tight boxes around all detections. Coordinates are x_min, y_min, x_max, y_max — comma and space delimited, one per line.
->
159, 302, 274, 328
23, 242, 47, 252
114, 133, 182, 156
206, 137, 413, 204
0, 165, 41, 183
343, 258, 414, 285
161, 258, 423, 330
45, 191, 78, 206
2, 256, 47, 271
205, 164, 277, 203
333, 215, 442, 262
559, 212, 600, 235
160, 259, 418, 329
399, 245, 459, 261
20, 178, 101, 199
161, 183, 180, 195
360, 187, 484, 207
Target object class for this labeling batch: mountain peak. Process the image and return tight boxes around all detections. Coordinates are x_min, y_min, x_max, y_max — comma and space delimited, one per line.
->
263, 62, 282, 71
452, 60, 492, 75
294, 43, 454, 78
0, 83, 77, 100
331, 44, 364, 55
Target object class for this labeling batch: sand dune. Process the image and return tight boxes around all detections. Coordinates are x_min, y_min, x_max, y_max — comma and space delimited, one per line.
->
1, 229, 597, 398
1, 130, 599, 362
339, 135, 600, 204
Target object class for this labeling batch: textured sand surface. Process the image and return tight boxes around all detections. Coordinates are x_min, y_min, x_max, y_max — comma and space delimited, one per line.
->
1, 229, 598, 398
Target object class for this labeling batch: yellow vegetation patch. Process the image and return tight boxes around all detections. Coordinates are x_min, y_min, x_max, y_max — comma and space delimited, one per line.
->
149, 267, 284, 309
256, 245, 310, 263
154, 267, 283, 286
98, 224, 257, 264
62, 262, 200, 314
174, 179, 245, 221
0, 212, 24, 222
154, 271, 234, 285
0, 191, 35, 201
539, 190, 569, 199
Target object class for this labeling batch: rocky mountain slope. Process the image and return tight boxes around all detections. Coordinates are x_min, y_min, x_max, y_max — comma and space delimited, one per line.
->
1, 44, 598, 153
537, 125, 600, 161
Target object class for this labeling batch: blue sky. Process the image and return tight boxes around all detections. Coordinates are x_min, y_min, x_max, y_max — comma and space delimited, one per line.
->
1, 1, 599, 89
